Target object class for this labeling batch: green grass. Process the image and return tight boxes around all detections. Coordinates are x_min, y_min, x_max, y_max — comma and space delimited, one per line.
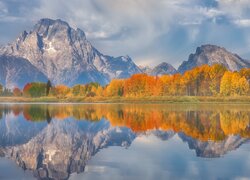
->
1, 96, 250, 104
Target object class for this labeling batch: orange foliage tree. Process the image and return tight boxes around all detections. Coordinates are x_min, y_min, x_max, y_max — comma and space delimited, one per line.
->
11, 64, 250, 98
13, 87, 22, 97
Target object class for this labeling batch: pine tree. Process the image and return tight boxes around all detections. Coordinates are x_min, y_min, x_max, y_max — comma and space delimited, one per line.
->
46, 80, 52, 96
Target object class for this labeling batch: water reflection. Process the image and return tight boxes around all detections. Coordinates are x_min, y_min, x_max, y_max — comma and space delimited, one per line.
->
0, 104, 250, 179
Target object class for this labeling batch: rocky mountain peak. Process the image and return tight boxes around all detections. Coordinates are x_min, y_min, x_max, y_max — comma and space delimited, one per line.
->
178, 44, 250, 74
140, 62, 177, 76
0, 18, 141, 87
18, 31, 28, 42
32, 18, 86, 42
151, 62, 177, 75
139, 65, 152, 74
195, 44, 225, 54
34, 18, 69, 34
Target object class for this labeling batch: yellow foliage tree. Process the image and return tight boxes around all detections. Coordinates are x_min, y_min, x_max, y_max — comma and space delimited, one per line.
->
220, 72, 232, 96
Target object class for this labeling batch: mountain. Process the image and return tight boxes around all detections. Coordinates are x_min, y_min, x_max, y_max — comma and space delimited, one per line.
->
179, 133, 248, 158
151, 62, 177, 75
0, 55, 48, 88
139, 65, 152, 74
0, 118, 135, 179
178, 44, 250, 74
0, 18, 141, 86
139, 62, 177, 76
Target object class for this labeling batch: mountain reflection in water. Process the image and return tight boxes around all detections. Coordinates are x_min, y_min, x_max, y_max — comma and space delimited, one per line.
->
0, 103, 250, 180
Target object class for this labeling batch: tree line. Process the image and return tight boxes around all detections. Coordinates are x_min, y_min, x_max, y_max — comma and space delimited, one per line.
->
2, 104, 250, 141
1, 64, 250, 98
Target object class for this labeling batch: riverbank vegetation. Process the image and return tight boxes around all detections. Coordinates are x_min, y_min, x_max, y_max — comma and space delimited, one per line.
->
1, 64, 250, 102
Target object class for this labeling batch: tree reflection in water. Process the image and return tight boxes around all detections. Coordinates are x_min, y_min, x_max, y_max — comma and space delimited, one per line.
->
0, 104, 250, 179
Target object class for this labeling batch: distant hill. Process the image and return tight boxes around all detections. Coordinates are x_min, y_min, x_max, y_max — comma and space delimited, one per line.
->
140, 62, 177, 76
178, 44, 250, 74
151, 62, 177, 75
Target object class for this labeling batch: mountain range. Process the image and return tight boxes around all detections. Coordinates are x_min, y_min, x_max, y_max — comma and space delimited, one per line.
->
0, 19, 141, 88
0, 18, 250, 88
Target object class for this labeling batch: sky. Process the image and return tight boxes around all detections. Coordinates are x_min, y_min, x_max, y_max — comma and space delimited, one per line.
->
1, 0, 250, 68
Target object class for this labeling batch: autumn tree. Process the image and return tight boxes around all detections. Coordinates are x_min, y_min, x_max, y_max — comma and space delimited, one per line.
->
95, 86, 104, 97
220, 71, 232, 96
72, 84, 83, 96
23, 82, 47, 97
240, 68, 250, 82
13, 87, 22, 97
152, 77, 163, 96
85, 82, 101, 97
53, 85, 70, 98
208, 64, 227, 95
106, 79, 125, 96
231, 73, 242, 95
220, 71, 249, 96
237, 77, 249, 95
124, 74, 159, 97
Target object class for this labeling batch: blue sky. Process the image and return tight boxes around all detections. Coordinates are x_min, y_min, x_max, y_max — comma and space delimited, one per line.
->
1, 0, 250, 68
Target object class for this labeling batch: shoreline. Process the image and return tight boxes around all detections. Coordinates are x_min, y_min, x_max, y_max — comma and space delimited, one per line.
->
1, 96, 250, 104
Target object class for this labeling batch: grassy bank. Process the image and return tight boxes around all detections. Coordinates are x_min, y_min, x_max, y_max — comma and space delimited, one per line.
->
1, 96, 250, 104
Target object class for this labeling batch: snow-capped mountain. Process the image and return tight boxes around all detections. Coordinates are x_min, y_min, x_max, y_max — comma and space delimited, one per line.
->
0, 18, 141, 86
178, 44, 250, 74
1, 117, 135, 179
1, 19, 250, 88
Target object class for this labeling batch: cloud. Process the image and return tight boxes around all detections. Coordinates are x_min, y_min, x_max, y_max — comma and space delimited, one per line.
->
1, 0, 250, 67
234, 19, 250, 27
218, 0, 250, 15
0, 1, 8, 17
29, 0, 220, 62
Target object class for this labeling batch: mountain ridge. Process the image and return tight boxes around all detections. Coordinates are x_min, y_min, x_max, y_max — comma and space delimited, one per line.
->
178, 44, 250, 74
139, 62, 177, 76
0, 19, 250, 88
0, 18, 141, 87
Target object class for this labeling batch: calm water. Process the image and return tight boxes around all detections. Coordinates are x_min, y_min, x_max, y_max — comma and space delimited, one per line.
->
0, 103, 250, 180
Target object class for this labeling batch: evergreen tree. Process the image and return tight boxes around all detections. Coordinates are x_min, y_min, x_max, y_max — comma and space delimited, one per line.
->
46, 80, 52, 96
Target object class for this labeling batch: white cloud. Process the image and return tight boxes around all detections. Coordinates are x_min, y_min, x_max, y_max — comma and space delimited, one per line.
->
234, 19, 250, 27
0, 1, 8, 16
26, 0, 224, 62
218, 0, 250, 14
200, 7, 223, 18
1, 0, 250, 66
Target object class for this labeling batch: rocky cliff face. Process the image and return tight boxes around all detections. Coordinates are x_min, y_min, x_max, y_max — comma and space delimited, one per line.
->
178, 44, 250, 74
0, 55, 48, 88
0, 18, 141, 86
